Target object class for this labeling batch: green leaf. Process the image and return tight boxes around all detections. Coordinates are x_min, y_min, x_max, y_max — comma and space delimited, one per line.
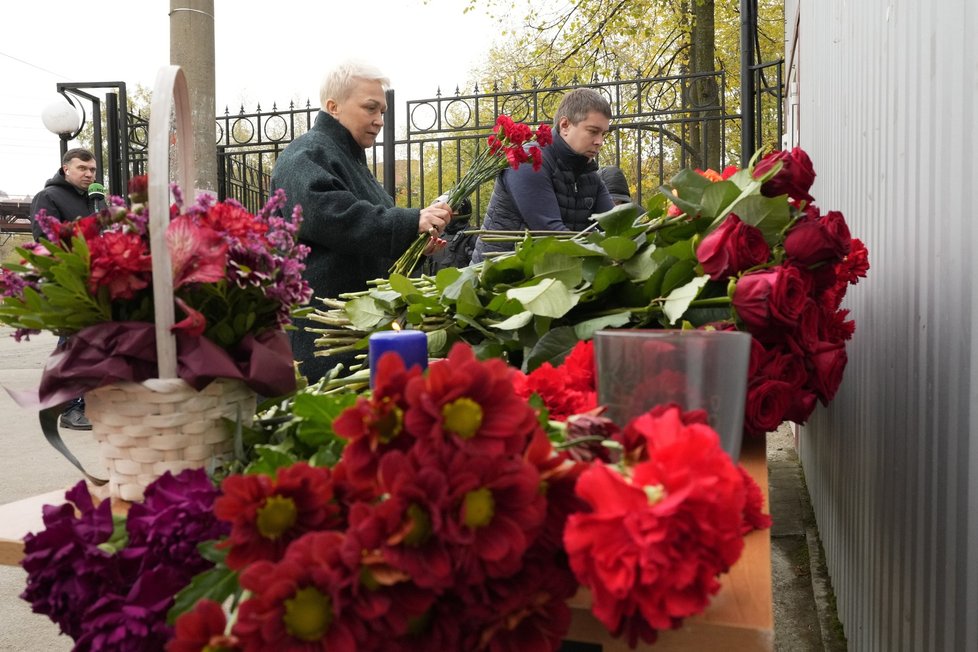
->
729, 195, 793, 244
388, 273, 419, 297
531, 253, 583, 288
594, 203, 642, 236
492, 310, 534, 330
662, 276, 710, 325
572, 312, 632, 340
622, 244, 659, 280
245, 444, 299, 475
167, 565, 239, 625
506, 278, 579, 319
600, 236, 639, 261
590, 265, 628, 294
699, 180, 742, 219
660, 259, 697, 296
345, 296, 389, 331
426, 328, 449, 355
441, 266, 480, 302
523, 326, 580, 371
455, 282, 484, 318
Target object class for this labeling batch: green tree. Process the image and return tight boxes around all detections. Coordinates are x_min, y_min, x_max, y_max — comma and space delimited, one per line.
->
464, 0, 784, 169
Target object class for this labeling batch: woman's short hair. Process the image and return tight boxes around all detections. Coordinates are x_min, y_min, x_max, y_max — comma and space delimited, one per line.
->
319, 60, 390, 109
553, 88, 612, 127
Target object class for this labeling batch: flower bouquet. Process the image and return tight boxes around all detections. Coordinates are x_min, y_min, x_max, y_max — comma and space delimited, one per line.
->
307, 147, 869, 437
21, 341, 771, 651
389, 114, 552, 276
0, 67, 312, 499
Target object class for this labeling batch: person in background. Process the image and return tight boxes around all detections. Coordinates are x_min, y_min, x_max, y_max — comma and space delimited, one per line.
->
596, 165, 635, 206
29, 147, 102, 431
470, 88, 615, 263
30, 148, 102, 241
271, 60, 454, 382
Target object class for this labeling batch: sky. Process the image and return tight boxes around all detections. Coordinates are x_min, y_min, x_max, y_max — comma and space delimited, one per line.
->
0, 0, 502, 197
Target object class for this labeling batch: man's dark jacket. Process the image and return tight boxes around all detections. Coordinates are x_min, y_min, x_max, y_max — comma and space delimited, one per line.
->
29, 170, 98, 240
471, 133, 613, 262
271, 111, 420, 381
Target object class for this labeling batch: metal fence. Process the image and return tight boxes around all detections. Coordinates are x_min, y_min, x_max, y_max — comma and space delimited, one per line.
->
120, 67, 784, 218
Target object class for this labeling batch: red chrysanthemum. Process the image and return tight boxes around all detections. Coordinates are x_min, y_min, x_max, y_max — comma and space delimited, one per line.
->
404, 343, 539, 456
233, 531, 361, 651
214, 463, 341, 570
468, 547, 578, 652
442, 446, 547, 585
167, 599, 240, 652
564, 406, 747, 646
334, 353, 423, 491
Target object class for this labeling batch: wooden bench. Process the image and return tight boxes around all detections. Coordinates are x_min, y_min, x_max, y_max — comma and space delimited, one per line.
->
0, 438, 772, 650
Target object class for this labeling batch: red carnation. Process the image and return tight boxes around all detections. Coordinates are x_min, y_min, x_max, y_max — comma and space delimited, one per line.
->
535, 123, 553, 147
738, 466, 772, 535
87, 231, 152, 300
564, 407, 746, 646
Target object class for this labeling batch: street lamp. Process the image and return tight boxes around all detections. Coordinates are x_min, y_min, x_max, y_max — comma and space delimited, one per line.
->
40, 97, 83, 158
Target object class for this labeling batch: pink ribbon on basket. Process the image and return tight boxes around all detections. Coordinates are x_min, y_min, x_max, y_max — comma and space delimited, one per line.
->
8, 321, 297, 410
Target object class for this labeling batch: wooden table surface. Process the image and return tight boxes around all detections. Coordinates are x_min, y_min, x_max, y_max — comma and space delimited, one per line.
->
0, 438, 772, 650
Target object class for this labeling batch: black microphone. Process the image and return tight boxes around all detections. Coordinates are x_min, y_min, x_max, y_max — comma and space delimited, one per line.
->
87, 182, 106, 202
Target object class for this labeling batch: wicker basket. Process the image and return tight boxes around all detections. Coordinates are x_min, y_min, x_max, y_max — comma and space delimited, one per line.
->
82, 66, 256, 501
86, 378, 255, 501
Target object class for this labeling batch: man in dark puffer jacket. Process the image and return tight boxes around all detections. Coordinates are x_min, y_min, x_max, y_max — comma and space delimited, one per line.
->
471, 88, 615, 263
29, 147, 102, 430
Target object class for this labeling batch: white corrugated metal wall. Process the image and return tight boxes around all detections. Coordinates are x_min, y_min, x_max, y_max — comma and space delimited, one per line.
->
788, 1, 978, 650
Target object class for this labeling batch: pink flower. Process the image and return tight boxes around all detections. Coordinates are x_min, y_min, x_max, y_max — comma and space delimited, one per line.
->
167, 214, 228, 289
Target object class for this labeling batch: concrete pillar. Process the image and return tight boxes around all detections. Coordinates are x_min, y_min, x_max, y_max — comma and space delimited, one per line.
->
169, 0, 216, 192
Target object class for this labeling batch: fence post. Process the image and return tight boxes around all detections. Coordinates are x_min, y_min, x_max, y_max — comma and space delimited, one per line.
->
383, 88, 396, 199
740, 0, 755, 165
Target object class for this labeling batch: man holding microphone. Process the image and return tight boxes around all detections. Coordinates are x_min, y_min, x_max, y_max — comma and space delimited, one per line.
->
28, 147, 104, 430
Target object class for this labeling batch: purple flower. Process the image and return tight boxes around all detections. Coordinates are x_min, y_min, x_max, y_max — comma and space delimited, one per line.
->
126, 468, 228, 579
73, 567, 184, 652
20, 482, 121, 639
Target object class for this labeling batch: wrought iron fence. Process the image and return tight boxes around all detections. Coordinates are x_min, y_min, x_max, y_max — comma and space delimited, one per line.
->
121, 67, 784, 218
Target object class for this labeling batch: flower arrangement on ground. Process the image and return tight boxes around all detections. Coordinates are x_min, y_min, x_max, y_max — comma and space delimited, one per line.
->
0, 178, 312, 404
390, 114, 552, 276
309, 147, 869, 436
22, 342, 770, 651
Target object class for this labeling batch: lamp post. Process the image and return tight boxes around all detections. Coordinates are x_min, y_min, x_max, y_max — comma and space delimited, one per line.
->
40, 97, 83, 160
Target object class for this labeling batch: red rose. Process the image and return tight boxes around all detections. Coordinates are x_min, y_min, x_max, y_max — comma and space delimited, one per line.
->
760, 344, 809, 389
743, 378, 793, 434
784, 390, 818, 423
791, 299, 821, 354
753, 147, 816, 202
696, 215, 771, 281
732, 266, 811, 337
784, 210, 851, 265
810, 343, 847, 404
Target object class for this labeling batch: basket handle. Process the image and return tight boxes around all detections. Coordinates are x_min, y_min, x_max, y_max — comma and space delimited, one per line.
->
147, 66, 196, 379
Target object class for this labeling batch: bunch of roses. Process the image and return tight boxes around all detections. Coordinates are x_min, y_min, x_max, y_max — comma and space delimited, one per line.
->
690, 148, 870, 435
20, 469, 227, 651
4, 179, 311, 347
168, 342, 768, 652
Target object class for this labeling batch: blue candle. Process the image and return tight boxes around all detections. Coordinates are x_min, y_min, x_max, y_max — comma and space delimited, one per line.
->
368, 330, 428, 388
